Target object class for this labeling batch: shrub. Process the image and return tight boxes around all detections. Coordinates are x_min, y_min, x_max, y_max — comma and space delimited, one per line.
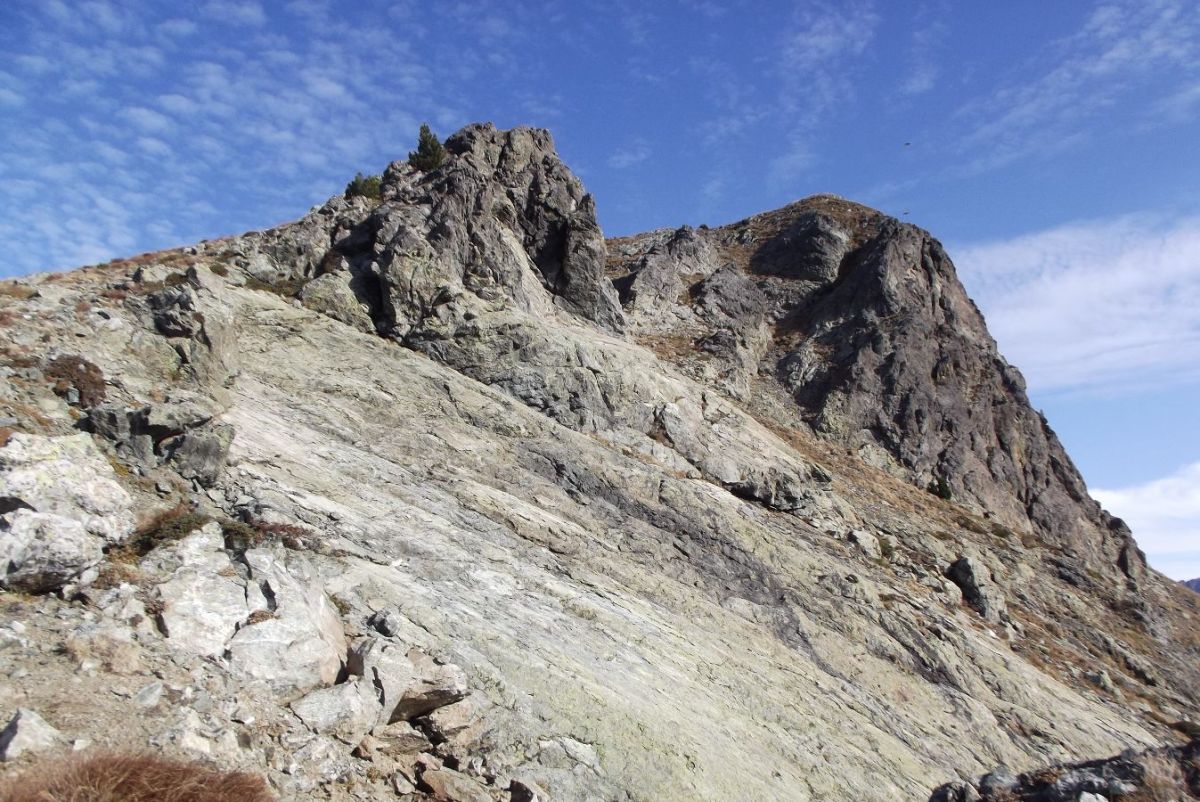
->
927, 476, 953, 501
0, 750, 275, 802
408, 123, 446, 171
344, 171, 381, 200
113, 503, 212, 559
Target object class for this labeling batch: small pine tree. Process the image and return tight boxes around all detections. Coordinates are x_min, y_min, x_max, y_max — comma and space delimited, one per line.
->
344, 172, 381, 200
408, 123, 446, 171
927, 476, 953, 501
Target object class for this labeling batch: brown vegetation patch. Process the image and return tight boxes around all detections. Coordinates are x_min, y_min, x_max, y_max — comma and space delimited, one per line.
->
0, 750, 275, 802
112, 504, 212, 560
242, 275, 307, 298
45, 355, 107, 408
0, 282, 38, 301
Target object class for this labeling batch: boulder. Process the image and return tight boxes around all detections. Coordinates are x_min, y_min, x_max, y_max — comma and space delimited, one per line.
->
0, 708, 64, 761
225, 550, 347, 693
349, 637, 468, 723
945, 555, 1007, 623
0, 510, 102, 592
291, 679, 382, 744
165, 423, 235, 486
152, 524, 255, 657
0, 432, 134, 544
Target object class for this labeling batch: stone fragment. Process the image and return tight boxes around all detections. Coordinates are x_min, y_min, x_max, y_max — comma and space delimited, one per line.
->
945, 555, 1007, 623
0, 708, 64, 761
371, 720, 432, 755
135, 681, 165, 708
418, 763, 495, 802
0, 432, 134, 544
1, 510, 103, 592
291, 678, 382, 744
225, 550, 346, 693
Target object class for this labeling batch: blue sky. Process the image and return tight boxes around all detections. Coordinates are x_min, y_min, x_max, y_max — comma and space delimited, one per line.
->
1, 0, 1198, 578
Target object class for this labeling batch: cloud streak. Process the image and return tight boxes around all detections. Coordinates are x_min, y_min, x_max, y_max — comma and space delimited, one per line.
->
954, 214, 1200, 397
952, 0, 1200, 171
1095, 462, 1200, 580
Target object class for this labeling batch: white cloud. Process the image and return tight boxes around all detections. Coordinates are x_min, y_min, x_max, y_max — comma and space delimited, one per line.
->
954, 215, 1200, 396
1095, 462, 1200, 580
608, 140, 651, 169
135, 136, 173, 157
202, 0, 267, 26
122, 106, 174, 133
158, 18, 198, 36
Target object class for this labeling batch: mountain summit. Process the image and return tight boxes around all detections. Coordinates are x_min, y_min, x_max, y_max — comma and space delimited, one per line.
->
0, 124, 1197, 801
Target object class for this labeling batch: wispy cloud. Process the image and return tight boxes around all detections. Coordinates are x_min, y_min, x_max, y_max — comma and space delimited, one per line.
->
899, 2, 948, 96
954, 214, 1200, 397
953, 0, 1200, 172
1095, 462, 1200, 580
765, 1, 879, 187
607, 139, 651, 169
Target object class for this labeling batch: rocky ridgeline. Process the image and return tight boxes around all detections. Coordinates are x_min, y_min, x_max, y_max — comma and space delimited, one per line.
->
1, 123, 1199, 800
930, 738, 1200, 801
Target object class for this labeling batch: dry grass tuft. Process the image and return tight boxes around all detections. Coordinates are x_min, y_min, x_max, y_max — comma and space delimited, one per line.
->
0, 750, 275, 802
110, 504, 211, 561
1121, 753, 1195, 802
44, 355, 106, 408
0, 282, 38, 301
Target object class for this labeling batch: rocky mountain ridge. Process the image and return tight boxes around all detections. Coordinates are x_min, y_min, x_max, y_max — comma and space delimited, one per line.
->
1, 123, 1198, 801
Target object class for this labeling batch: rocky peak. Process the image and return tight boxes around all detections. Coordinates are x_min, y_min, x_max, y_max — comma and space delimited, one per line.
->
610, 195, 1142, 581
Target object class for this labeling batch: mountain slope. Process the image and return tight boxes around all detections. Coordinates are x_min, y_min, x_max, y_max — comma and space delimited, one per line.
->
1, 124, 1198, 801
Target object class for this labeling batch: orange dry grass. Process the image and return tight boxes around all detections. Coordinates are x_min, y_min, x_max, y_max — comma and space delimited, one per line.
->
0, 751, 274, 802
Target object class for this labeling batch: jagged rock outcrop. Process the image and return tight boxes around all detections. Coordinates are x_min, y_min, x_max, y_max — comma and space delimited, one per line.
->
929, 738, 1200, 801
1184, 578, 1200, 593
1, 123, 1199, 801
610, 198, 1142, 581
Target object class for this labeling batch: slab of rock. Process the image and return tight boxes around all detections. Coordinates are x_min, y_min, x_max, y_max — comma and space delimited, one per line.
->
225, 549, 346, 693
291, 678, 382, 744
1, 510, 103, 592
0, 432, 134, 544
0, 708, 64, 761
419, 762, 495, 802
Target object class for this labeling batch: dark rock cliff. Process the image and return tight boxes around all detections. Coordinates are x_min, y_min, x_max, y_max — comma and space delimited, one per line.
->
610, 196, 1143, 580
